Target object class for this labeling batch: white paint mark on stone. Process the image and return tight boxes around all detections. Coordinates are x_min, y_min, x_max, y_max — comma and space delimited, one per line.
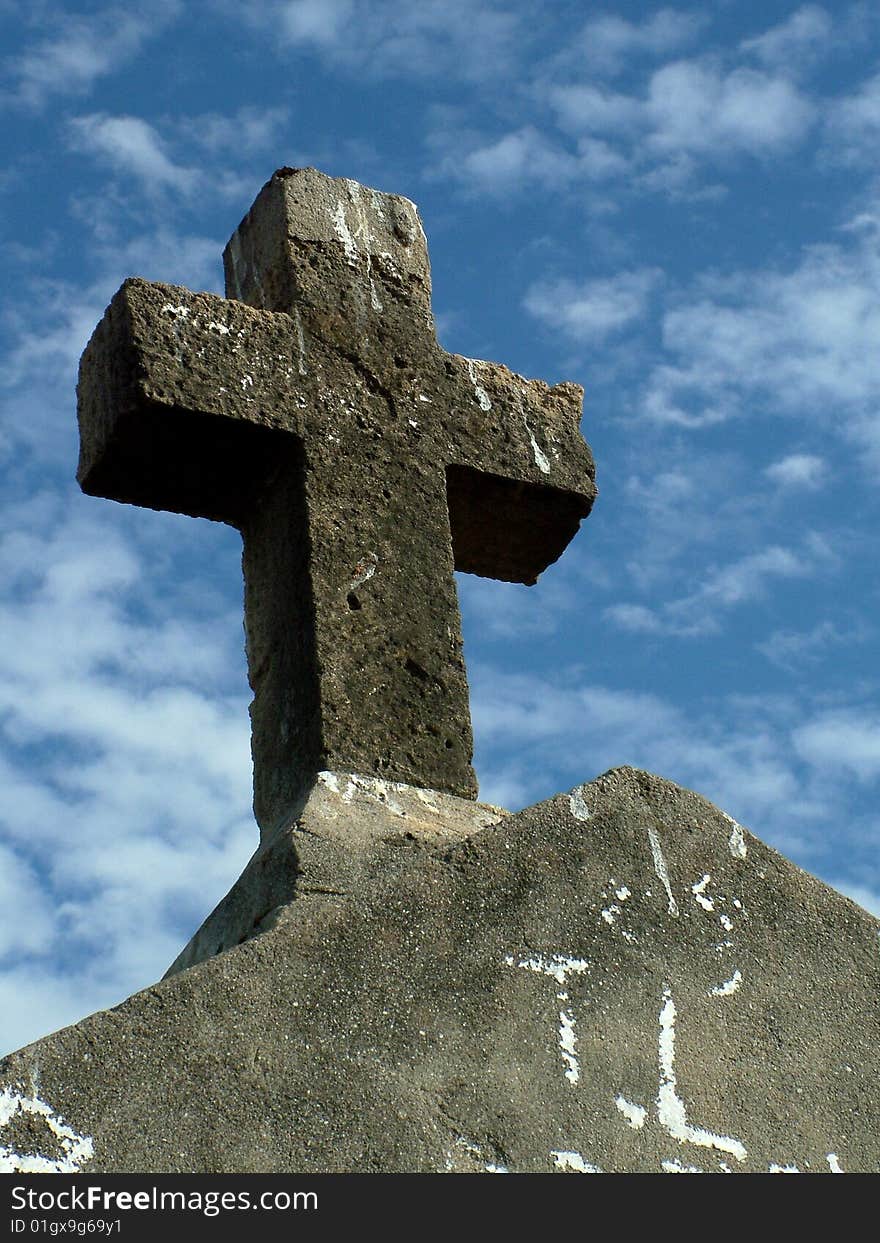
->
338, 773, 405, 816
345, 180, 383, 311
418, 393, 432, 402
241, 374, 253, 389
558, 1006, 580, 1084
709, 969, 742, 997
827, 1153, 843, 1173
691, 875, 714, 911
523, 413, 551, 474
657, 987, 747, 1162
161, 303, 189, 318
505, 953, 589, 986
332, 199, 359, 266
552, 1150, 601, 1173
466, 358, 492, 411
207, 320, 231, 334
769, 1164, 800, 1173
568, 786, 591, 821
647, 827, 679, 917
615, 885, 631, 902
601, 906, 620, 925
505, 952, 589, 1088
724, 813, 748, 859
0, 1087, 94, 1174
662, 1158, 704, 1173
318, 771, 340, 794
719, 914, 734, 932
615, 1096, 647, 1130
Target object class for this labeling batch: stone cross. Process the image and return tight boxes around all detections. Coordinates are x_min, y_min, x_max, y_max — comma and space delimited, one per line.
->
77, 168, 597, 838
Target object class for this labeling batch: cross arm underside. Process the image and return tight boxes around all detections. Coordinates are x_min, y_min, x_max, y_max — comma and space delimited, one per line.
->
76, 278, 316, 525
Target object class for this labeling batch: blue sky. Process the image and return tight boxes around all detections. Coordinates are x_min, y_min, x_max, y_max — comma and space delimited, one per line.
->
2, 0, 879, 1056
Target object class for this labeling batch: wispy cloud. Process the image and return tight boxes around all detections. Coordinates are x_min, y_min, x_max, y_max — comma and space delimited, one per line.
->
234, 0, 522, 81
825, 70, 880, 166
555, 8, 706, 78
4, 3, 180, 109
640, 216, 880, 468
764, 453, 826, 489
759, 620, 870, 671
470, 664, 821, 837
792, 708, 880, 781
606, 534, 837, 638
524, 268, 661, 344
740, 5, 833, 76
176, 105, 290, 157
68, 114, 197, 194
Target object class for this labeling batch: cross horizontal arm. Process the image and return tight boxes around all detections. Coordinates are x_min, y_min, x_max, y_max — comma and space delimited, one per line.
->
76, 278, 318, 523
78, 278, 596, 573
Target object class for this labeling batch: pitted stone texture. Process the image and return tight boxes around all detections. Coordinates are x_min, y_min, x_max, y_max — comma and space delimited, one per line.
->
3, 768, 878, 1173
76, 168, 597, 832
164, 771, 509, 977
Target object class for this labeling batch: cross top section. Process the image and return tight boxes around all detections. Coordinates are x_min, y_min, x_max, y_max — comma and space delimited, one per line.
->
77, 168, 597, 838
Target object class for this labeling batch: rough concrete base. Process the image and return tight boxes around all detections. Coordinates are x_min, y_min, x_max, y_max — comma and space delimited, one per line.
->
2, 767, 878, 1174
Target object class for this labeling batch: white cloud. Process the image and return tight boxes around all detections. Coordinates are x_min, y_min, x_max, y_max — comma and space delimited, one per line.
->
549, 83, 644, 135
741, 5, 833, 75
642, 220, 880, 468
765, 453, 825, 488
435, 126, 582, 194
645, 61, 816, 157
68, 114, 197, 194
826, 71, 880, 165
602, 604, 663, 634
547, 59, 815, 160
5, 3, 179, 108
0, 845, 54, 957
792, 709, 880, 781
524, 269, 661, 343
0, 498, 256, 1056
431, 121, 630, 195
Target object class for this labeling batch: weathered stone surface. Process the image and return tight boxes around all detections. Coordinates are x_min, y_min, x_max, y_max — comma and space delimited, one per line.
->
164, 771, 509, 978
76, 169, 597, 834
2, 767, 877, 1174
